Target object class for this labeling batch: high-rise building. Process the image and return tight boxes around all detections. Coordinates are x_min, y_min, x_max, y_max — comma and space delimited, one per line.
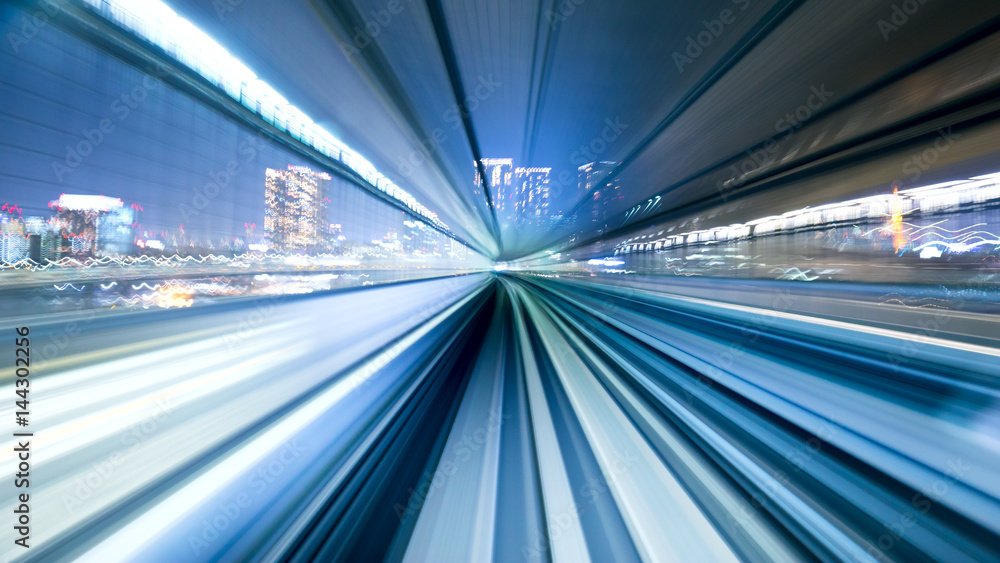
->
578, 161, 617, 193
514, 167, 552, 225
265, 165, 332, 253
402, 220, 438, 255
328, 223, 345, 251
475, 158, 514, 217
97, 204, 139, 256
49, 194, 125, 257
0, 216, 28, 263
24, 216, 59, 263
578, 161, 622, 232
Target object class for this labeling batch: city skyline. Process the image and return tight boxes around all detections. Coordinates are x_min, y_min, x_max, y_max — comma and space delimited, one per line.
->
0, 162, 471, 263
264, 165, 332, 254
474, 157, 620, 231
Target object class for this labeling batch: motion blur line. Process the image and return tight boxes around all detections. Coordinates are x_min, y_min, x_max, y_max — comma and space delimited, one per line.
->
591, 280, 1000, 358
402, 301, 506, 562
536, 279, 1000, 545
554, 282, 1000, 524
2, 339, 303, 468
0, 323, 233, 382
34, 320, 298, 418
0, 333, 299, 470
536, 280, 1000, 548
77, 284, 488, 562
259, 280, 494, 561
519, 289, 739, 563
0, 342, 309, 554
260, 334, 453, 563
532, 289, 854, 561
505, 280, 591, 563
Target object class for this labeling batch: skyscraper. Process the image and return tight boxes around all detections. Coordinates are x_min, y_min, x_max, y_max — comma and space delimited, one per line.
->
24, 216, 59, 263
97, 204, 139, 256
578, 161, 617, 193
514, 167, 552, 225
0, 216, 27, 263
475, 158, 514, 218
265, 165, 332, 253
49, 194, 125, 257
578, 161, 622, 232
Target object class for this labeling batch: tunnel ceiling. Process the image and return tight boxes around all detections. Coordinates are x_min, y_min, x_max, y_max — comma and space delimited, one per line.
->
163, 0, 1000, 260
